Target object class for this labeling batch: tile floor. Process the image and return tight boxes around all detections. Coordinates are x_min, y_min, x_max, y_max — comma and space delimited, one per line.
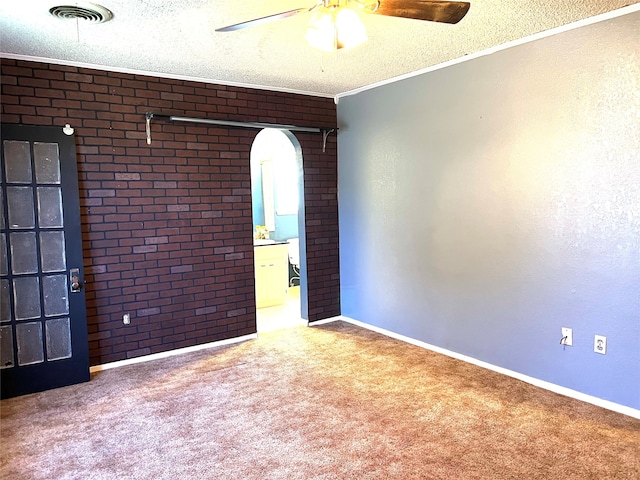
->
256, 286, 307, 333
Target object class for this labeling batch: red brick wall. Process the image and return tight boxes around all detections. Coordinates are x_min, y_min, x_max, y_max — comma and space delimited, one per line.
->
1, 58, 340, 365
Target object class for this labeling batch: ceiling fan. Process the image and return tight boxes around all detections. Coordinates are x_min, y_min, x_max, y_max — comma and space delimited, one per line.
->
216, 0, 471, 52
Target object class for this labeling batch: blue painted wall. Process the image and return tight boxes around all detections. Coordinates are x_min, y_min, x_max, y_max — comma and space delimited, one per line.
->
337, 12, 640, 409
250, 157, 265, 229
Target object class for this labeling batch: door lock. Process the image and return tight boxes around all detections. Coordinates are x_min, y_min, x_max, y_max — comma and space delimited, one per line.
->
70, 268, 82, 292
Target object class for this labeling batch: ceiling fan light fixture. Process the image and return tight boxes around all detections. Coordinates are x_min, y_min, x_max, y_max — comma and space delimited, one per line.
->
304, 6, 367, 52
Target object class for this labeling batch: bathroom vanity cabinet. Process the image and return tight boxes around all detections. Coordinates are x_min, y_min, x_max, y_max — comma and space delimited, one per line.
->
254, 243, 289, 308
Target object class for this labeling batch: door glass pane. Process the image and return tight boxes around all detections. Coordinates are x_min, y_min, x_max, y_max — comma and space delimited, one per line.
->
33, 143, 61, 184
3, 140, 32, 183
46, 317, 72, 361
1, 279, 10, 323
10, 232, 38, 274
13, 277, 41, 320
43, 274, 69, 317
0, 233, 7, 276
0, 325, 15, 369
40, 231, 66, 273
0, 194, 5, 229
7, 187, 35, 229
16, 322, 44, 366
37, 187, 63, 228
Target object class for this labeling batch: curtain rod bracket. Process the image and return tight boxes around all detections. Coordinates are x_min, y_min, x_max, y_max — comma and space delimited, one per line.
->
322, 128, 335, 153
145, 112, 154, 145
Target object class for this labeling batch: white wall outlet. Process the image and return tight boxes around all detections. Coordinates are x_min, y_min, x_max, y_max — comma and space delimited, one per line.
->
561, 327, 573, 346
594, 335, 606, 354
123, 313, 131, 325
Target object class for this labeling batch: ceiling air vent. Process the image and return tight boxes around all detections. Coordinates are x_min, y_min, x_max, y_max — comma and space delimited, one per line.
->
49, 3, 113, 24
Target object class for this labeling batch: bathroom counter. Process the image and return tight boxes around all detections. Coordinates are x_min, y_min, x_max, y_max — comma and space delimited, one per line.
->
254, 239, 287, 246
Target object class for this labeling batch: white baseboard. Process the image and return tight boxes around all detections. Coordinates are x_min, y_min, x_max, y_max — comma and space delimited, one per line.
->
308, 316, 343, 326
90, 333, 258, 373
322, 316, 640, 420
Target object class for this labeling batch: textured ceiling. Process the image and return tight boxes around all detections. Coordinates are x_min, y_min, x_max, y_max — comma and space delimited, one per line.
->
1, 1, 637, 98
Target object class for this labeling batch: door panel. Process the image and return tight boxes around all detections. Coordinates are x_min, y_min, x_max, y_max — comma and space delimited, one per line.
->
1, 124, 89, 399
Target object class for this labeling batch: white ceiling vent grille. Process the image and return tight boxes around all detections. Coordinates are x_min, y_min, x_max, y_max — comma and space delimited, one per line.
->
49, 3, 113, 24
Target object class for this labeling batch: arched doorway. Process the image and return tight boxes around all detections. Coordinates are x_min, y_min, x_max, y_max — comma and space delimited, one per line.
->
250, 129, 308, 332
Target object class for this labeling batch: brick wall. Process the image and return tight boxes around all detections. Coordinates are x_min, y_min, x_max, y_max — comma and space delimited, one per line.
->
1, 58, 340, 365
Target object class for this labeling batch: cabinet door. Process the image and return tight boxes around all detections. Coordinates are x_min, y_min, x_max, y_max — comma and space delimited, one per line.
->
254, 245, 288, 308
254, 262, 271, 308
269, 256, 288, 305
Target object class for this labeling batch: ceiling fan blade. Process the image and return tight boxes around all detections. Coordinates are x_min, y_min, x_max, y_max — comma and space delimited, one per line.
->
373, 0, 470, 24
216, 8, 309, 32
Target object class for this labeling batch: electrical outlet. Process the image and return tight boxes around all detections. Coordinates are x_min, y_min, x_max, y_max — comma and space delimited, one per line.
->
594, 335, 606, 355
561, 327, 573, 346
123, 313, 131, 325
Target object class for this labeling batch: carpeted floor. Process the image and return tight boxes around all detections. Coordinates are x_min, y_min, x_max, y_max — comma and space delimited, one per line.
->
1, 321, 638, 479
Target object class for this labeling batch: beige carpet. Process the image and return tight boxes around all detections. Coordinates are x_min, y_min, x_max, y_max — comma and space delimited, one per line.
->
1, 321, 638, 479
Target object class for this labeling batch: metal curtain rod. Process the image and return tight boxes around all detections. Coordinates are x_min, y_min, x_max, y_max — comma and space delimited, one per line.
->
145, 112, 336, 151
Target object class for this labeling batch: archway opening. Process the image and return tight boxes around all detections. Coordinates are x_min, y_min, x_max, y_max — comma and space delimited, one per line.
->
250, 129, 308, 332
